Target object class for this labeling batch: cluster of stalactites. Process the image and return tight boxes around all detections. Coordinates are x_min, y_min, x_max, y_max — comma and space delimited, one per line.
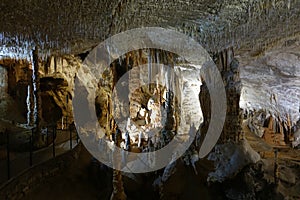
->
0, 0, 299, 60
176, 0, 300, 53
102, 48, 178, 135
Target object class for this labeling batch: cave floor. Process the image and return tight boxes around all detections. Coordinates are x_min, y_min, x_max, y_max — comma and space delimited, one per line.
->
21, 145, 221, 200
22, 146, 108, 200
2, 121, 300, 199
243, 121, 300, 198
243, 120, 300, 164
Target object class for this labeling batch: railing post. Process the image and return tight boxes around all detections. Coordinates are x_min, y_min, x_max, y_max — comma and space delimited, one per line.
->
66, 116, 68, 133
29, 129, 33, 167
52, 126, 56, 158
6, 128, 10, 180
46, 126, 49, 146
76, 130, 79, 144
66, 94, 69, 131
70, 127, 72, 150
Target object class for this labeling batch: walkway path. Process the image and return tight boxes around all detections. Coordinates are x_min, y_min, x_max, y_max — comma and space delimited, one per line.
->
0, 129, 79, 185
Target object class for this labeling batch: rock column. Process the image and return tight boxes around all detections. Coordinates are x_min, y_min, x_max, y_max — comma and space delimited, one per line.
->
200, 47, 242, 143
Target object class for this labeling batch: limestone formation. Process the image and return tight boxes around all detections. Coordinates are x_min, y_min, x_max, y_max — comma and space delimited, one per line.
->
0, 1, 299, 199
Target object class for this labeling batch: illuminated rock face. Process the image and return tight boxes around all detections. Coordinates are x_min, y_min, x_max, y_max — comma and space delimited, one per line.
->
0, 56, 81, 127
111, 50, 203, 149
207, 140, 260, 183
174, 64, 202, 140
0, 60, 32, 123
239, 42, 300, 125
40, 55, 80, 125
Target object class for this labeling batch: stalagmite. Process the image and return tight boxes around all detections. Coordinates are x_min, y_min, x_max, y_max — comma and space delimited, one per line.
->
210, 47, 242, 143
292, 129, 300, 148
54, 56, 57, 73
111, 127, 127, 200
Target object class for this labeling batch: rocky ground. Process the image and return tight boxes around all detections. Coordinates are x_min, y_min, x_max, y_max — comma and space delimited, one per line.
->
244, 120, 300, 200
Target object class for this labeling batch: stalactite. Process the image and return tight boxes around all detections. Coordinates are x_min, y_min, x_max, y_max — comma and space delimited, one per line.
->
147, 49, 152, 91
112, 61, 117, 88
106, 95, 110, 132
54, 56, 57, 73
26, 85, 31, 125
151, 49, 158, 84
169, 52, 175, 98
160, 52, 175, 131
268, 116, 275, 132
138, 49, 143, 67
26, 84, 34, 126
125, 54, 129, 71
44, 56, 51, 75
285, 114, 292, 143
156, 50, 163, 104
29, 72, 35, 126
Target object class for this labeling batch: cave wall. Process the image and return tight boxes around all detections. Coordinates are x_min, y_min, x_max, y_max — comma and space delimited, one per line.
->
239, 43, 300, 125
0, 59, 32, 123
0, 55, 80, 127
39, 55, 80, 127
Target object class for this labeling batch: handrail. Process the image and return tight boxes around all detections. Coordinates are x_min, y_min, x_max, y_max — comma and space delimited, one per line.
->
0, 125, 79, 186
0, 142, 81, 188
0, 142, 82, 199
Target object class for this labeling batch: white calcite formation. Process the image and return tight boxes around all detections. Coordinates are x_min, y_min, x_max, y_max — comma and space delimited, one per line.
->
0, 60, 32, 124
239, 42, 300, 125
292, 128, 300, 148
207, 139, 260, 183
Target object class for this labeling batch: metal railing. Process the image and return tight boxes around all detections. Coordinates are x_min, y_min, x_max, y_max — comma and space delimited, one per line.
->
0, 124, 79, 185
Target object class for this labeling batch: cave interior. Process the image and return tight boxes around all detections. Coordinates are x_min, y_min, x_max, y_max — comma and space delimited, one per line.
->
0, 0, 300, 199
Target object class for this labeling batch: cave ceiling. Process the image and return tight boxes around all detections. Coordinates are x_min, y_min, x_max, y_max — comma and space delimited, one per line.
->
0, 0, 299, 57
